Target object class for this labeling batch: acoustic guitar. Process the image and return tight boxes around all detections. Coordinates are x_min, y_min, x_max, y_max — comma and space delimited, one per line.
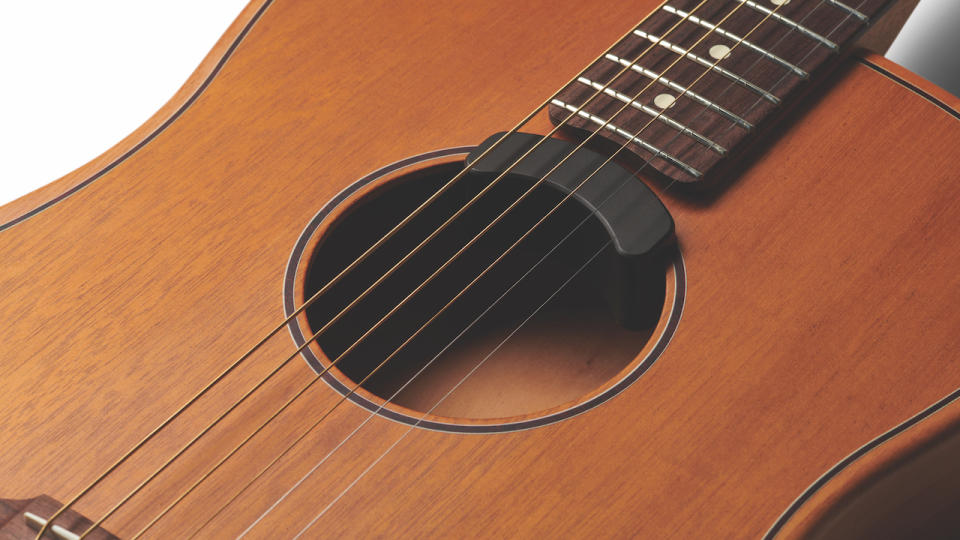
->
2, 0, 959, 538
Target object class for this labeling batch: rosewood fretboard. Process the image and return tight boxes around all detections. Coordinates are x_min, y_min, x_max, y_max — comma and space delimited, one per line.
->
547, 0, 894, 184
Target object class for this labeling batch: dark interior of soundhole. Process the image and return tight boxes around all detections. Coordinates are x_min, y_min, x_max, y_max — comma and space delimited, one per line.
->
303, 162, 666, 420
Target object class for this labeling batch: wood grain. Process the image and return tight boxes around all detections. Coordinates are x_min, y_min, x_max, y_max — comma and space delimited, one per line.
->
0, 1, 958, 538
767, 53, 960, 540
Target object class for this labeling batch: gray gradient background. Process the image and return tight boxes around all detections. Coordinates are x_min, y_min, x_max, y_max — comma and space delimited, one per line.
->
888, 0, 960, 97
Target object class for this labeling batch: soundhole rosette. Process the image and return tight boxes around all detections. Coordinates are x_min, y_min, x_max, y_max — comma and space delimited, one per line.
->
284, 147, 684, 433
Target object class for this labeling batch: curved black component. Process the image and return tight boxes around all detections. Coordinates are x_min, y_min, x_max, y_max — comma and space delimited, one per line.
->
467, 132, 674, 258
467, 132, 675, 329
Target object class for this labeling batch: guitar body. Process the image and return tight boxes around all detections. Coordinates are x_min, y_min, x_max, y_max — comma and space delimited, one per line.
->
2, 1, 959, 538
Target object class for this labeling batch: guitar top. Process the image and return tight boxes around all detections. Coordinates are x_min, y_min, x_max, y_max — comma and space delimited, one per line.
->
2, 0, 960, 538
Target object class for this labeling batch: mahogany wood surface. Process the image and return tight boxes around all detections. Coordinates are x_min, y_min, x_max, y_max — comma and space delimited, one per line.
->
1, 1, 959, 538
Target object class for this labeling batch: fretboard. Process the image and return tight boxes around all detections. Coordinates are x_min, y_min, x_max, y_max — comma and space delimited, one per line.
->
547, 0, 894, 184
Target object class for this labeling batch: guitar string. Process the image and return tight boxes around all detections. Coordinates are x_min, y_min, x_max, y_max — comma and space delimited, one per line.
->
285, 2, 869, 535
195, 194, 625, 539
115, 3, 741, 537
208, 1, 798, 536
84, 0, 848, 532
109, 0, 852, 532
285, 1, 869, 536
655, 0, 868, 200
288, 240, 616, 540
208, 0, 878, 534
175, 0, 863, 534
36, 1, 681, 536
57, 2, 708, 537
282, 1, 866, 536
231, 135, 661, 540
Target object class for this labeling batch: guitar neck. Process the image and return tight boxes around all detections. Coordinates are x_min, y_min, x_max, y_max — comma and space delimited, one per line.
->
547, 0, 895, 184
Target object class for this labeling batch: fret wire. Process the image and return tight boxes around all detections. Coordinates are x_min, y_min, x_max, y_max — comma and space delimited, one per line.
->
738, 0, 869, 129
551, 98, 705, 177
625, 0, 869, 179
826, 0, 870, 22
733, 0, 839, 50
661, 5, 808, 78
603, 53, 753, 130
575, 76, 727, 155
633, 28, 782, 104
663, 0, 858, 187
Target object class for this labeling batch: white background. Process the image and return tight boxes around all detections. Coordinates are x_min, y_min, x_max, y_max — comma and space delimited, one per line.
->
0, 0, 957, 208
0, 1, 248, 206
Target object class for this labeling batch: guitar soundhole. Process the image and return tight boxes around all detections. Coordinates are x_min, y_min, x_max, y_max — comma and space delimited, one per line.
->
291, 153, 679, 431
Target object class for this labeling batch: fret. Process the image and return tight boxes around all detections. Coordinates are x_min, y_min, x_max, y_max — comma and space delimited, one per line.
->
826, 0, 870, 23
633, 28, 781, 104
603, 53, 753, 131
550, 99, 704, 178
546, 0, 897, 184
733, 0, 839, 50
661, 5, 808, 79
576, 76, 727, 155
